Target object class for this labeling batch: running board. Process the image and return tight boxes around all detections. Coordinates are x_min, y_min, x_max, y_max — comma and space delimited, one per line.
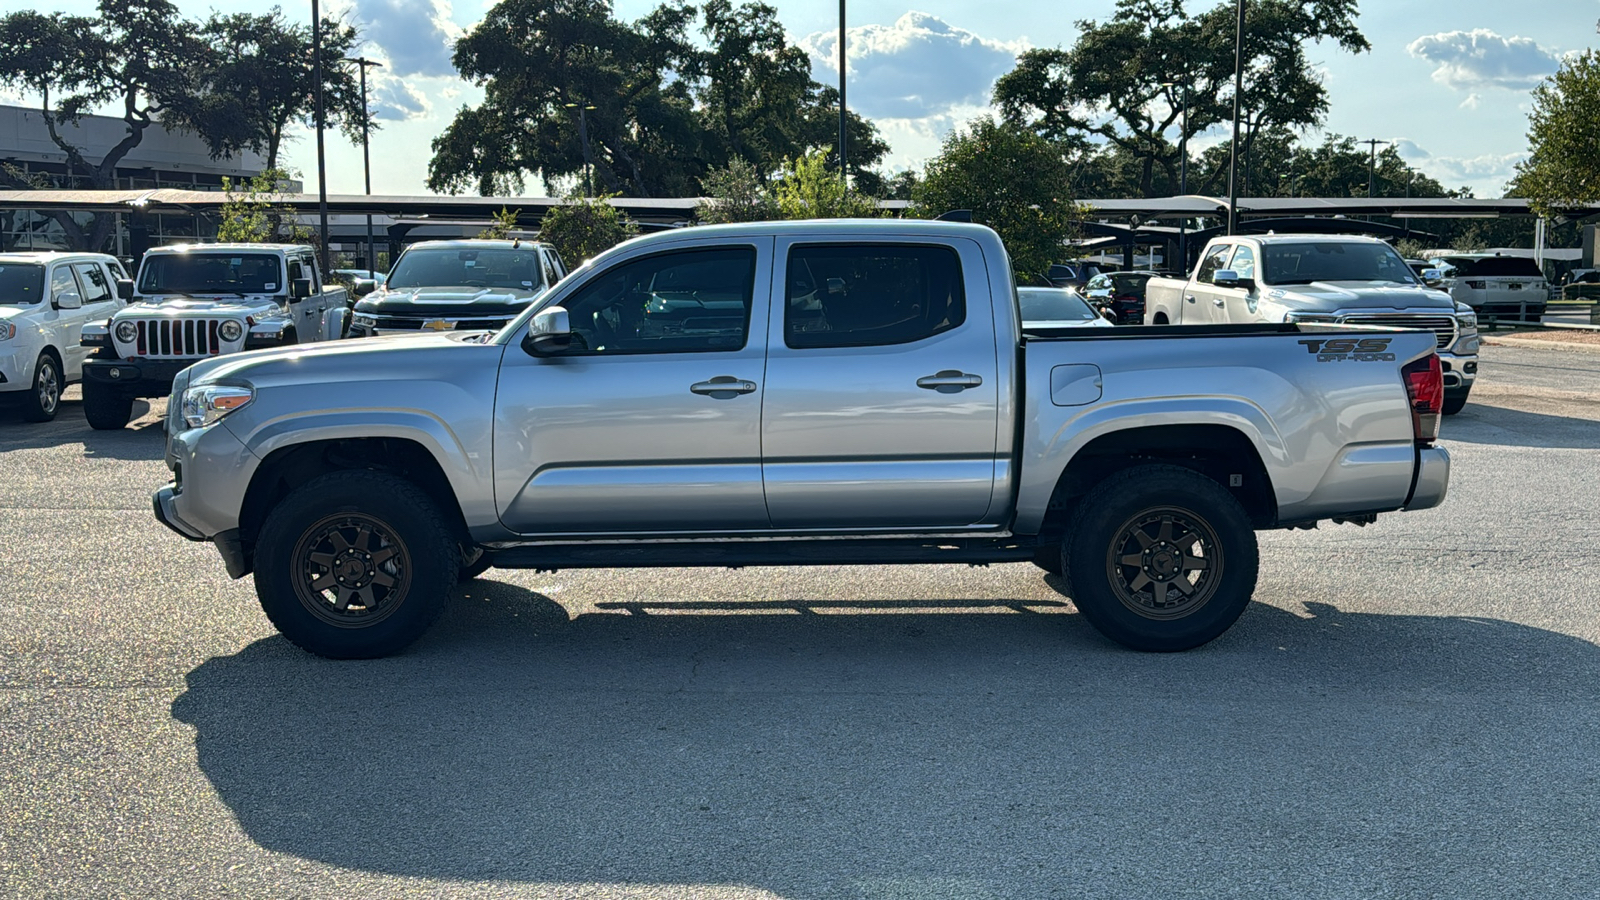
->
488, 537, 1039, 571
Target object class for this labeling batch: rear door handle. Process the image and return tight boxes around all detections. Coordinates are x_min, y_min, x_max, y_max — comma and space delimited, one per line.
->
690, 375, 757, 398
917, 370, 983, 393
1213, 298, 1225, 308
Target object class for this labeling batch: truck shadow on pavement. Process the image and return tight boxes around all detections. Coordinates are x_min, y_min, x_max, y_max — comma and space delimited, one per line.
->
1446, 401, 1600, 449
0, 399, 165, 460
172, 580, 1600, 898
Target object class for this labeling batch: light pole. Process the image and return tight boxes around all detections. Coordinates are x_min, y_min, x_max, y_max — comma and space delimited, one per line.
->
311, 0, 329, 273
1226, 0, 1245, 236
346, 56, 382, 275
1162, 80, 1191, 271
838, 0, 847, 183
564, 102, 596, 196
1362, 138, 1390, 198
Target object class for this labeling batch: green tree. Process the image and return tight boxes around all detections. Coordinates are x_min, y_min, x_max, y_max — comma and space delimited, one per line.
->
188, 8, 369, 171
1515, 50, 1600, 217
994, 0, 1368, 198
695, 157, 778, 224
215, 169, 314, 243
0, 0, 218, 249
478, 206, 523, 239
428, 0, 889, 197
912, 117, 1082, 278
772, 151, 879, 219
538, 193, 639, 264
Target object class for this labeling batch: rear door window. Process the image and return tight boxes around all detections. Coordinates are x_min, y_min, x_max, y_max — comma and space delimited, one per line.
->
784, 244, 966, 349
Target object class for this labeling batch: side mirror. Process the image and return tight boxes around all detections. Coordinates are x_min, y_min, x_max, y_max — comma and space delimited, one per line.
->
1100, 306, 1117, 322
1213, 269, 1254, 291
115, 278, 134, 300
291, 278, 313, 300
1421, 268, 1443, 286
54, 290, 82, 310
352, 279, 377, 297
521, 306, 573, 356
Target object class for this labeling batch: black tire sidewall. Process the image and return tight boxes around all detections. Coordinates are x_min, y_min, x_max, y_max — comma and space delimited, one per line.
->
254, 471, 458, 659
22, 354, 61, 422
1442, 390, 1469, 416
1064, 465, 1259, 652
82, 379, 134, 430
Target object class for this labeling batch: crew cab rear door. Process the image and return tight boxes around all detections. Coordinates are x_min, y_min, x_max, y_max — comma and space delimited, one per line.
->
760, 237, 999, 528
493, 238, 775, 534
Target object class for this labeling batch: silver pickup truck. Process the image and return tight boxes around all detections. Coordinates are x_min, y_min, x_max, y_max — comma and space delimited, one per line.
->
1145, 234, 1480, 414
152, 221, 1450, 659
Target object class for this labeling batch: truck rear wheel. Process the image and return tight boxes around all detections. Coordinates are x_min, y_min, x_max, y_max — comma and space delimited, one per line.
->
254, 471, 458, 659
1062, 464, 1258, 652
82, 379, 134, 430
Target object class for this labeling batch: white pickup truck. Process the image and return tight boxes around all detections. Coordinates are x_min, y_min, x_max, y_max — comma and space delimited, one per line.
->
80, 243, 349, 429
153, 221, 1451, 660
1145, 234, 1480, 414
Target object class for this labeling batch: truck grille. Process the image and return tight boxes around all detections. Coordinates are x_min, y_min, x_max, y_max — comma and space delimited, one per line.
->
1339, 315, 1456, 350
134, 319, 224, 358
372, 316, 513, 331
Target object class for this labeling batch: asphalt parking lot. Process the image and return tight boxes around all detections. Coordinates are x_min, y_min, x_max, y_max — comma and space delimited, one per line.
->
3, 342, 1599, 899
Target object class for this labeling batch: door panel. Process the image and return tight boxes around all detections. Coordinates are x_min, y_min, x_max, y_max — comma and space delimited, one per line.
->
494, 240, 775, 535
761, 237, 999, 529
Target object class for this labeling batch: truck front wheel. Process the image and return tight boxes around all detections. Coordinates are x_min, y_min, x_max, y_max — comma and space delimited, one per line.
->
1442, 388, 1470, 416
82, 379, 134, 430
1062, 465, 1259, 652
254, 471, 459, 659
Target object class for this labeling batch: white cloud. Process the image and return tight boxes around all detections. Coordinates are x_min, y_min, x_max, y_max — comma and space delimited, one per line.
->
799, 12, 1026, 120
350, 0, 460, 79
1458, 93, 1481, 110
1393, 138, 1527, 193
1406, 29, 1561, 92
371, 75, 431, 121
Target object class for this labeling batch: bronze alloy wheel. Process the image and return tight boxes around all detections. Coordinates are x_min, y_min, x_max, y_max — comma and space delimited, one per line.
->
291, 513, 413, 628
1105, 506, 1223, 620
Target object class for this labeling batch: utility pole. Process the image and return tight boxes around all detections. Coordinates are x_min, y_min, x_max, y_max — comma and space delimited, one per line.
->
838, 0, 848, 184
1362, 138, 1390, 198
1163, 79, 1191, 270
346, 56, 382, 275
311, 0, 329, 274
1226, 0, 1245, 236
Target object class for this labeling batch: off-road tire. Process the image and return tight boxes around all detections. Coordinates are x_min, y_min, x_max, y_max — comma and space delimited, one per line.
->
1031, 544, 1064, 576
20, 353, 62, 422
82, 379, 134, 430
1061, 464, 1258, 652
254, 470, 458, 659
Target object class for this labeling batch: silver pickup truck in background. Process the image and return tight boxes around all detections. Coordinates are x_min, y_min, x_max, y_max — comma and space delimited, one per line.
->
152, 221, 1450, 659
1145, 234, 1480, 414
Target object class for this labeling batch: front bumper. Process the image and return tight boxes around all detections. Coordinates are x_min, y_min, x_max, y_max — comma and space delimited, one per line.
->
154, 486, 250, 577
84, 357, 195, 396
1437, 351, 1478, 393
1406, 446, 1451, 511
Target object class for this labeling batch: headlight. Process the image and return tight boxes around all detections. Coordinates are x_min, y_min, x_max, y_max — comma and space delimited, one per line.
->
1457, 312, 1477, 331
1284, 313, 1337, 324
180, 384, 254, 429
0, 322, 15, 341
114, 320, 138, 342
218, 319, 245, 342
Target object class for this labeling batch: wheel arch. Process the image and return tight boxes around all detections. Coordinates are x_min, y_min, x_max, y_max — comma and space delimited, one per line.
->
239, 436, 472, 568
1028, 423, 1279, 545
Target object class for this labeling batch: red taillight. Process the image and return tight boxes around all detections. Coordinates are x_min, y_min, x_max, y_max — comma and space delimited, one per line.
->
1117, 294, 1141, 304
1402, 354, 1443, 445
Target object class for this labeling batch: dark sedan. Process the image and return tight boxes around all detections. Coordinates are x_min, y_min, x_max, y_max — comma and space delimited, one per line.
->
1082, 271, 1159, 325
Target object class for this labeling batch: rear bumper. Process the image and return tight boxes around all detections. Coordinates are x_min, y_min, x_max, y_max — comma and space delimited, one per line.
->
1406, 446, 1451, 511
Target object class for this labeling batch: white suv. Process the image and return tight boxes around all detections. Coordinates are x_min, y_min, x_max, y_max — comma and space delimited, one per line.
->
0, 252, 130, 422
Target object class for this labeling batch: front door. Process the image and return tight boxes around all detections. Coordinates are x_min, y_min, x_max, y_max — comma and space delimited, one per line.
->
1185, 242, 1235, 324
493, 240, 775, 535
760, 237, 1000, 529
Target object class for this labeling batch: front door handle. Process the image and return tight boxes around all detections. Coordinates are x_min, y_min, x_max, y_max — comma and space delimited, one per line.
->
1185, 294, 1197, 303
690, 375, 758, 398
1213, 298, 1225, 308
917, 370, 983, 393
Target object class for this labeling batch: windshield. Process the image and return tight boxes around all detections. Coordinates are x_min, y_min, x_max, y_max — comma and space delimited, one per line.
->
138, 253, 283, 295
0, 263, 45, 305
1018, 287, 1100, 322
387, 248, 546, 291
1261, 242, 1418, 286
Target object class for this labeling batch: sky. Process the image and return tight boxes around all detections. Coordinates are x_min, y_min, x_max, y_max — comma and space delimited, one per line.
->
7, 0, 1594, 199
